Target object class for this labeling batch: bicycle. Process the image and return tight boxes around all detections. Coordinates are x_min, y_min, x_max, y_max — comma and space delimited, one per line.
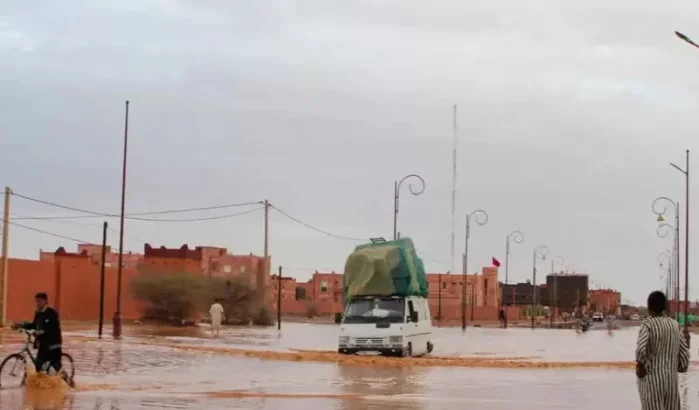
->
0, 329, 75, 388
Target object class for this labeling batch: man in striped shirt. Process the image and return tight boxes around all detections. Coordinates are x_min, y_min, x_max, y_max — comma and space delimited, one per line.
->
636, 291, 690, 410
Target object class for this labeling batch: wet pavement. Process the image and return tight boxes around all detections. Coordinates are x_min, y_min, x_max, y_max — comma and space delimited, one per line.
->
0, 323, 696, 409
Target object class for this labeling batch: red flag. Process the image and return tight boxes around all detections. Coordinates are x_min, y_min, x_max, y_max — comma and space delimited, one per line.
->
492, 257, 501, 267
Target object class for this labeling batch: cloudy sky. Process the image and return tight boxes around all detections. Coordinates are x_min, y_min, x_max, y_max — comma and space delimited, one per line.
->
2, 0, 699, 303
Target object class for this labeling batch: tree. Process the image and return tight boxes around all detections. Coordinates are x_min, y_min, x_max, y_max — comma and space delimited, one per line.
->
129, 272, 265, 326
130, 272, 211, 324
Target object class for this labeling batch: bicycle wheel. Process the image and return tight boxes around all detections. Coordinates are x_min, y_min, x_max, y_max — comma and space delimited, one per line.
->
60, 353, 75, 383
0, 353, 27, 388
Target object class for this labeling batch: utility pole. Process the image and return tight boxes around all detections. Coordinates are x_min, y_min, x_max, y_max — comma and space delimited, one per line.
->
114, 100, 129, 339
98, 222, 108, 339
532, 250, 537, 330
277, 266, 282, 331
1, 187, 10, 327
550, 259, 555, 328
262, 200, 270, 312
461, 217, 470, 331
438, 272, 443, 326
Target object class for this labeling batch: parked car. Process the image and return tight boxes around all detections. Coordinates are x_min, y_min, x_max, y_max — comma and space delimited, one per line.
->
592, 312, 604, 322
630, 314, 640, 321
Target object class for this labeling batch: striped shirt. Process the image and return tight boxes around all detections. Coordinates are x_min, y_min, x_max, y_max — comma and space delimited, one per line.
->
636, 316, 690, 410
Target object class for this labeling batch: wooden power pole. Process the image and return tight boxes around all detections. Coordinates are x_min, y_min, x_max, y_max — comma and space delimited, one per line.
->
0, 187, 10, 326
261, 200, 269, 310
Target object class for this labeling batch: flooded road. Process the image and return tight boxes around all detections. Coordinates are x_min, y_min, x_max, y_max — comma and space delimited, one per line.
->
1, 323, 696, 409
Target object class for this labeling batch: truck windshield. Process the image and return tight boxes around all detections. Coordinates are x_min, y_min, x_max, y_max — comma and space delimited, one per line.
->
343, 297, 406, 324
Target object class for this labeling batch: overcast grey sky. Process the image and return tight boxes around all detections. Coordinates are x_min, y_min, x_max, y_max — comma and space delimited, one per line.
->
2, 0, 699, 304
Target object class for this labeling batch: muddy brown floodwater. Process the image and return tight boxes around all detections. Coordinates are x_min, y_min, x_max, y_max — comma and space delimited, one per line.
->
0, 323, 697, 409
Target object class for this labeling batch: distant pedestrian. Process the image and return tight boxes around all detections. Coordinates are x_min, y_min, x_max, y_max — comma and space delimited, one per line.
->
209, 299, 225, 338
636, 291, 689, 410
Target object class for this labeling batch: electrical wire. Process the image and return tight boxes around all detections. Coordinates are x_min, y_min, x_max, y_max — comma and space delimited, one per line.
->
10, 213, 148, 245
7, 220, 142, 254
10, 191, 264, 221
8, 221, 90, 244
270, 205, 453, 268
270, 205, 366, 241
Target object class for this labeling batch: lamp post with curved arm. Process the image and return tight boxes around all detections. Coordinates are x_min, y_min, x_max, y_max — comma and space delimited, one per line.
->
550, 256, 565, 327
658, 251, 673, 304
461, 209, 488, 331
670, 151, 690, 345
652, 196, 680, 320
393, 174, 426, 240
503, 230, 524, 329
531, 245, 548, 329
657, 222, 678, 318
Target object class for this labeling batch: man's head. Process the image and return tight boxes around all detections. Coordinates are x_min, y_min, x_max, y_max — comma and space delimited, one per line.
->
647, 291, 667, 316
34, 292, 48, 311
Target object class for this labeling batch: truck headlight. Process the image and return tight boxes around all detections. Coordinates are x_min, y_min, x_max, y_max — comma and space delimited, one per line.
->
389, 336, 403, 344
339, 336, 350, 344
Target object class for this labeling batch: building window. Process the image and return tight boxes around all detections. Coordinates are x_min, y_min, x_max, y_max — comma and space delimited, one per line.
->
295, 287, 307, 301
239, 266, 246, 274
441, 282, 447, 289
320, 280, 328, 293
223, 265, 231, 273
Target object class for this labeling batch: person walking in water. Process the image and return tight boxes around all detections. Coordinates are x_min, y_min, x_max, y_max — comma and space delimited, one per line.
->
636, 291, 689, 410
209, 299, 225, 338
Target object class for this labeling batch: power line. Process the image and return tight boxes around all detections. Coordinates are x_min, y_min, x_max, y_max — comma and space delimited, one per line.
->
270, 205, 366, 241
10, 191, 264, 221
8, 221, 90, 244
10, 213, 148, 245
6, 220, 143, 254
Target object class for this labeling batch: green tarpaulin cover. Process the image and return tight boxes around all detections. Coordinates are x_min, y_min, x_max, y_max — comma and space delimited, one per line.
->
343, 237, 428, 300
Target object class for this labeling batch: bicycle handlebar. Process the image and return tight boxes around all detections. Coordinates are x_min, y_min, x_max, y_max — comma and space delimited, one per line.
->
13, 328, 37, 338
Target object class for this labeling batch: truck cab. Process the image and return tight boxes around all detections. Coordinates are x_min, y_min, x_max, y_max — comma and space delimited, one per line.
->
337, 295, 434, 357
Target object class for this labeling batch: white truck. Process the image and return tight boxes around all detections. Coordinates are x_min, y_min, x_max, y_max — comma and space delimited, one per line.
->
337, 294, 434, 357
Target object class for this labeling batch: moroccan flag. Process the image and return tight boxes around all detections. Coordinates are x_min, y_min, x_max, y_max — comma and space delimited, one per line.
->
492, 257, 501, 267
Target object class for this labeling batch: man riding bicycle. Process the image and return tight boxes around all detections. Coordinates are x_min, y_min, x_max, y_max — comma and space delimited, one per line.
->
11, 292, 63, 374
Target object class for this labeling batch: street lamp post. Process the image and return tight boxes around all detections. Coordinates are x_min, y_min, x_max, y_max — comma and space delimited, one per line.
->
670, 151, 690, 344
461, 209, 488, 331
658, 251, 673, 304
503, 230, 524, 329
531, 245, 548, 329
550, 256, 565, 328
657, 222, 679, 317
393, 174, 426, 240
653, 196, 680, 320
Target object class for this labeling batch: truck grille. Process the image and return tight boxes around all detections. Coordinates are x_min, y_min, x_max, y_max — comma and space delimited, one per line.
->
354, 337, 384, 346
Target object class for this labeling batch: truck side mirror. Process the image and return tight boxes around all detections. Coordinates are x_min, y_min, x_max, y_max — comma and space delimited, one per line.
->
334, 313, 343, 324
410, 311, 419, 323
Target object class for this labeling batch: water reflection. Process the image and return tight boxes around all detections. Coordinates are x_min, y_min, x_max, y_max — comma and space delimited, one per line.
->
337, 365, 426, 410
23, 386, 67, 409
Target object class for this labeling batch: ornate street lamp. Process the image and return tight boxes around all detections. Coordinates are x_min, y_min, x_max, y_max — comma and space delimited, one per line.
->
652, 196, 680, 320
550, 256, 565, 327
393, 174, 425, 240
461, 209, 488, 331
502, 230, 524, 329
531, 245, 548, 329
